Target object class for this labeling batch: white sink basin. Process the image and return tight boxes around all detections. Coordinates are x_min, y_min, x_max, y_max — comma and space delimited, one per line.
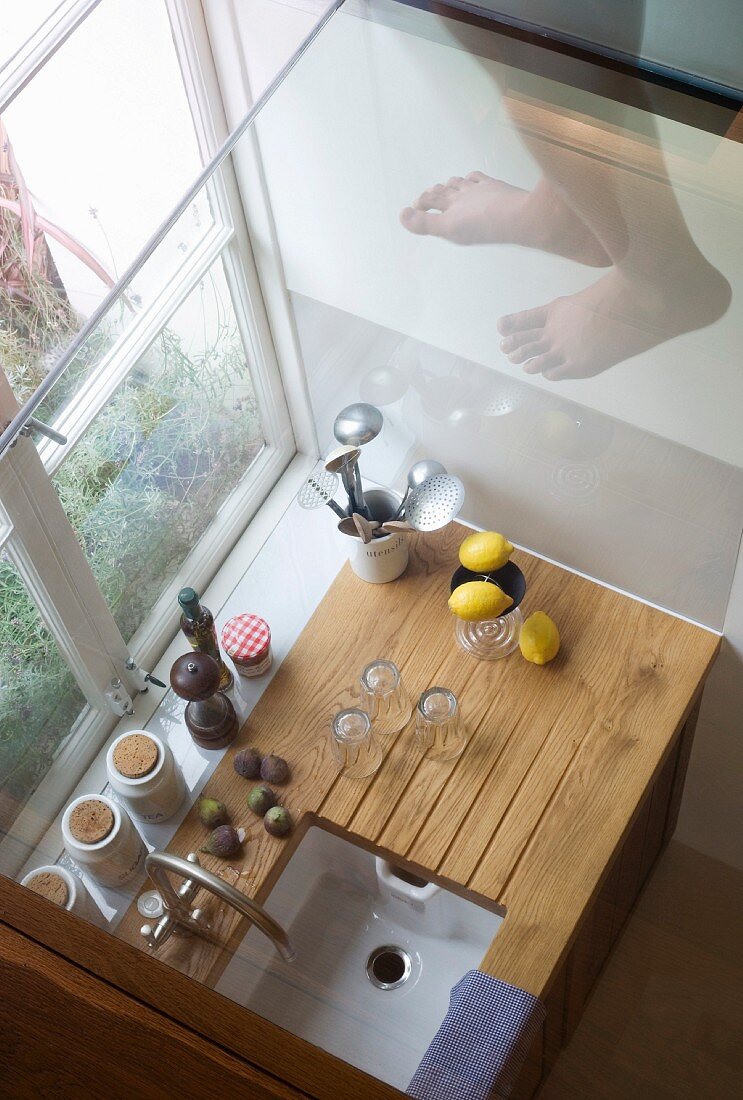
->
215, 824, 504, 1090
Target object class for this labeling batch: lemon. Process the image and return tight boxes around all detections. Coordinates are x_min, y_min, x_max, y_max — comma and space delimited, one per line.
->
519, 611, 560, 665
448, 580, 513, 622
459, 531, 514, 573
534, 410, 581, 457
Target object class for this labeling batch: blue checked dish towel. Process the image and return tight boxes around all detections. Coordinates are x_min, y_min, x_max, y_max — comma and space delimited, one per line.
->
406, 970, 545, 1100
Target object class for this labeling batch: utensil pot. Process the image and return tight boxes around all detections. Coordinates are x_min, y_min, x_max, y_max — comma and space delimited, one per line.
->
348, 488, 408, 583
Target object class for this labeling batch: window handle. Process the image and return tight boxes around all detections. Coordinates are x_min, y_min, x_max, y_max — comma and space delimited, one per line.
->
15, 416, 68, 447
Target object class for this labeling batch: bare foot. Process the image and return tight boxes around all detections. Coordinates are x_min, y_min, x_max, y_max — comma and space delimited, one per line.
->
400, 173, 610, 267
498, 261, 731, 380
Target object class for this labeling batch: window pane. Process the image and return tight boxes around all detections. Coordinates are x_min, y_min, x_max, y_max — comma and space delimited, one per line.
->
0, 2, 65, 76
0, 549, 87, 832
1, 0, 210, 409
51, 256, 265, 641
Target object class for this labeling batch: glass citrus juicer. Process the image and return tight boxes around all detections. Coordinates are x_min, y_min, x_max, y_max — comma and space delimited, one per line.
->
450, 560, 527, 660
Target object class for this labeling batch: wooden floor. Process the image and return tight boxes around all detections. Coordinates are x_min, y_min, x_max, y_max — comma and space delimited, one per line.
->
541, 841, 743, 1100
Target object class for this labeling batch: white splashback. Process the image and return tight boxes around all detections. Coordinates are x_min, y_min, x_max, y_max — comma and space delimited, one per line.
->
295, 295, 743, 631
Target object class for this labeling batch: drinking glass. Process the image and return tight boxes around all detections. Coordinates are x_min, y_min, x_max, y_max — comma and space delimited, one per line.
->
414, 687, 467, 761
359, 659, 412, 736
455, 606, 523, 660
330, 708, 383, 779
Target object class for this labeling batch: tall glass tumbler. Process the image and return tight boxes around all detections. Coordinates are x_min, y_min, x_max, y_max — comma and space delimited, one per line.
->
330, 708, 383, 779
360, 660, 412, 736
414, 687, 467, 762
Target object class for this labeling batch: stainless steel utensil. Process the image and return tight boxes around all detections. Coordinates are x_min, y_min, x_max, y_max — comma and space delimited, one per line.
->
325, 444, 370, 518
391, 458, 447, 520
333, 403, 384, 447
409, 458, 448, 487
404, 473, 465, 532
297, 471, 346, 519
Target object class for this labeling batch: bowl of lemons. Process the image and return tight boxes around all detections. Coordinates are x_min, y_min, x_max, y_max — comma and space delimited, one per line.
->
447, 532, 559, 663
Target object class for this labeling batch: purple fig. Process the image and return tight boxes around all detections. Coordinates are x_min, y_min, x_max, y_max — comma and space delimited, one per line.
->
199, 824, 242, 858
260, 754, 290, 785
233, 747, 262, 779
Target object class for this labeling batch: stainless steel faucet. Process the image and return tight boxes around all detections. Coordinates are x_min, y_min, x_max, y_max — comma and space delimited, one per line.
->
140, 850, 295, 961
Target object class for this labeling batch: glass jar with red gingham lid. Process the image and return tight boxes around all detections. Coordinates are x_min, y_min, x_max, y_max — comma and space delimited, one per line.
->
221, 614, 272, 677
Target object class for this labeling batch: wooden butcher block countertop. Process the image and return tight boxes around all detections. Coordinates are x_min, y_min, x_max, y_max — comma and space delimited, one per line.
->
116, 524, 719, 999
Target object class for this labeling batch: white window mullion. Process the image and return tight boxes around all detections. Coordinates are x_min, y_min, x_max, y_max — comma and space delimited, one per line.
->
0, 0, 103, 113
0, 429, 137, 703
6, 537, 105, 708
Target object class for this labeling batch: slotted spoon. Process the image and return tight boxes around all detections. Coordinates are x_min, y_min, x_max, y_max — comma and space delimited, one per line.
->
404, 473, 465, 532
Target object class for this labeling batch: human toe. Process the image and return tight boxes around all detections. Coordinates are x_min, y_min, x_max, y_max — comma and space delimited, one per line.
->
522, 351, 564, 375
508, 339, 550, 365
500, 328, 543, 354
497, 305, 549, 336
415, 183, 452, 211
400, 206, 446, 236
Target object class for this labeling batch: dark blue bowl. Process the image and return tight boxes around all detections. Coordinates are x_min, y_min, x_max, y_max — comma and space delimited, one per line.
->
450, 560, 526, 612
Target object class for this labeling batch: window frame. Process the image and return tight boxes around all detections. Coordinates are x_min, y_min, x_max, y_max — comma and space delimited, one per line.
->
0, 0, 322, 870
0, 0, 103, 114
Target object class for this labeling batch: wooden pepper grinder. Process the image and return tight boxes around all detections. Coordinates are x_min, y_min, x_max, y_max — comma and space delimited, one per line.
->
170, 652, 238, 750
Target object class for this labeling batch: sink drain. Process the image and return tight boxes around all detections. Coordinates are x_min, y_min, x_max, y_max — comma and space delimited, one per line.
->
366, 945, 412, 990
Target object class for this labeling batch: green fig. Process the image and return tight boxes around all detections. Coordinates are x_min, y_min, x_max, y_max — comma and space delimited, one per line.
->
199, 824, 242, 858
197, 796, 228, 828
260, 754, 290, 785
233, 747, 262, 779
247, 784, 277, 817
264, 806, 292, 837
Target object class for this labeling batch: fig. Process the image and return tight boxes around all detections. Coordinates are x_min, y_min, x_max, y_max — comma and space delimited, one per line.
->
264, 806, 292, 837
197, 796, 228, 829
199, 824, 242, 858
233, 747, 262, 779
260, 754, 290, 785
247, 784, 278, 817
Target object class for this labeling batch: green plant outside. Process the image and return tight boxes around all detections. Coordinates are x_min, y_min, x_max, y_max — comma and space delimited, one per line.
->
1, 246, 262, 823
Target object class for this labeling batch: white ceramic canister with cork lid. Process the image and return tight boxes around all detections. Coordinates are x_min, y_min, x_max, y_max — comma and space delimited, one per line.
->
105, 730, 185, 824
20, 864, 94, 920
61, 794, 145, 888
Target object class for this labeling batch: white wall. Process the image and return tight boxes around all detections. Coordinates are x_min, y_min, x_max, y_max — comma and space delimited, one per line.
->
219, 0, 743, 869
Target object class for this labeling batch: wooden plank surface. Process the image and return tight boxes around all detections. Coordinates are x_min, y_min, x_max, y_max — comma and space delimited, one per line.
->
116, 525, 719, 1000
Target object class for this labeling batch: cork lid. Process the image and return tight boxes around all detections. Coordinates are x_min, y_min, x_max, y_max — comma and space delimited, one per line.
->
69, 799, 115, 844
112, 733, 158, 779
25, 870, 69, 907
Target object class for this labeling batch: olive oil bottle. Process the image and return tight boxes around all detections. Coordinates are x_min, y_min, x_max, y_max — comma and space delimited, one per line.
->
178, 587, 233, 691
